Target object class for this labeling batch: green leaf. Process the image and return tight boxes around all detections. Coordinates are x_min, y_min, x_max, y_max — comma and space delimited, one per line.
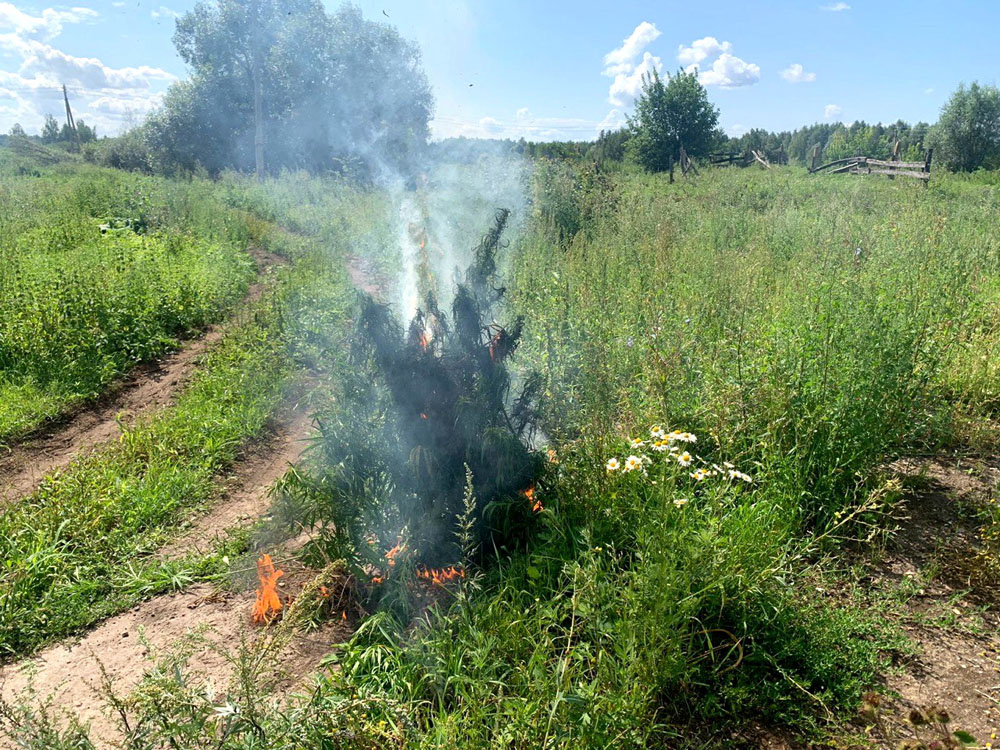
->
526, 566, 541, 580
953, 730, 976, 745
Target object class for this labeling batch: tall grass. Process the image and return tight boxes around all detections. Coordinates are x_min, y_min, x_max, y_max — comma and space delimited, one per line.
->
0, 169, 359, 660
0, 165, 265, 440
9, 166, 999, 748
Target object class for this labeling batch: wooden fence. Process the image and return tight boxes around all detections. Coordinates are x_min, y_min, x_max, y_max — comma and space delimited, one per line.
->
709, 147, 787, 168
809, 143, 933, 183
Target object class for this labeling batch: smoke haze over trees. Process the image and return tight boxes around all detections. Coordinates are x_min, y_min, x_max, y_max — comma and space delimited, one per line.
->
108, 1, 432, 177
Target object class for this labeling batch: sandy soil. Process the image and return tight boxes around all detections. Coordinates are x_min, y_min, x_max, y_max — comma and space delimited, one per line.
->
0, 248, 288, 505
0, 248, 368, 747
0, 580, 349, 749
346, 254, 387, 298
0, 399, 325, 748
862, 457, 1000, 747
160, 405, 315, 559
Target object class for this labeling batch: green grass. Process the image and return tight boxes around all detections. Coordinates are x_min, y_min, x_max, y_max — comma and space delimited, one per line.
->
263, 166, 1000, 746
7, 165, 1000, 748
0, 168, 359, 660
0, 162, 268, 441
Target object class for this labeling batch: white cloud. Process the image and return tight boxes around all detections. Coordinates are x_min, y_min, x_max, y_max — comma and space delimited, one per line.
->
924, 87, 934, 94
0, 3, 97, 40
88, 92, 164, 115
597, 108, 625, 133
727, 123, 747, 137
151, 6, 180, 20
691, 53, 760, 88
677, 37, 730, 66
478, 116, 503, 135
0, 6, 174, 135
608, 50, 661, 106
431, 109, 603, 141
780, 63, 815, 83
677, 37, 760, 88
824, 103, 842, 119
603, 21, 661, 68
602, 22, 662, 108
820, 2, 850, 10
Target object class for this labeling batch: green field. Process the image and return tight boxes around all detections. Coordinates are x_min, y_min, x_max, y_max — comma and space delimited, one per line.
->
0, 164, 264, 440
2, 157, 999, 749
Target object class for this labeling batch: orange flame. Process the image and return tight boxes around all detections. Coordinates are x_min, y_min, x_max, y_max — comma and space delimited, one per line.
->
420, 412, 428, 420
416, 565, 466, 586
420, 239, 426, 249
418, 332, 430, 350
488, 330, 503, 362
385, 541, 404, 568
252, 554, 284, 624
547, 448, 558, 464
523, 485, 543, 513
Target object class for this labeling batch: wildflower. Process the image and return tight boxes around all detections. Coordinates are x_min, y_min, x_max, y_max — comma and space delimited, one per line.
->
677, 432, 697, 443
690, 468, 709, 482
677, 451, 693, 467
605, 457, 620, 472
650, 425, 666, 440
630, 437, 645, 449
624, 455, 643, 472
214, 703, 239, 717
668, 430, 684, 442
652, 440, 669, 452
673, 498, 689, 508
727, 469, 752, 483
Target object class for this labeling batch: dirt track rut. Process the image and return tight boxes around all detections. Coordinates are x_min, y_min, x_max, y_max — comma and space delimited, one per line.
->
0, 248, 287, 504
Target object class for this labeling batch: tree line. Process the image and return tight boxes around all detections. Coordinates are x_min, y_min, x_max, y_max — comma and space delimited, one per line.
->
16, 1, 431, 178
6, 4, 1000, 178
524, 78, 1000, 174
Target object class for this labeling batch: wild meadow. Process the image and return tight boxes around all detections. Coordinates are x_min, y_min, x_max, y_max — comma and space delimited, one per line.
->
0, 164, 260, 440
274, 166, 1000, 745
3, 160, 1000, 749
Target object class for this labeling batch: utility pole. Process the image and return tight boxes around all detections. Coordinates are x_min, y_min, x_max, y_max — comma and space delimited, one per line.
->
62, 84, 81, 152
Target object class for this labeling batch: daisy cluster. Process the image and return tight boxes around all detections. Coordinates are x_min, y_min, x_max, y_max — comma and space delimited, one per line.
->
605, 425, 753, 495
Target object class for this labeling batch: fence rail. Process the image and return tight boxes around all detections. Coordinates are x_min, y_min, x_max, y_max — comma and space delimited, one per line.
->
809, 142, 933, 183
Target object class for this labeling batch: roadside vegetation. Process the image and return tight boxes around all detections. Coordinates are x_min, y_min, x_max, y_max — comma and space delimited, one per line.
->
0, 163, 261, 441
3, 4, 1000, 747
0, 166, 363, 661
8, 164, 995, 749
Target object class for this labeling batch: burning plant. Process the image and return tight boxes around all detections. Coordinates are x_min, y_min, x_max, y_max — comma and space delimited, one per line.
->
252, 554, 284, 624
294, 209, 542, 570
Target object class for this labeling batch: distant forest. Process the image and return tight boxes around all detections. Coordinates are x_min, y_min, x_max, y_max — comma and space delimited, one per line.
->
499, 119, 933, 167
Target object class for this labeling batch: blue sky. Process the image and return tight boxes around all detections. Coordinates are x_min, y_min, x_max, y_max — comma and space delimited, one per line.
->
1, 0, 997, 139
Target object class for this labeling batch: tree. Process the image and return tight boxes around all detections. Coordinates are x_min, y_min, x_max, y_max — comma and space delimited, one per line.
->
150, 0, 433, 177
929, 82, 1000, 172
75, 120, 96, 143
41, 114, 60, 143
7, 123, 26, 138
626, 69, 719, 172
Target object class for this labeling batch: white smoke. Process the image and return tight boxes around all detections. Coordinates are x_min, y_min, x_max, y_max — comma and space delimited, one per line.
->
388, 146, 529, 324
